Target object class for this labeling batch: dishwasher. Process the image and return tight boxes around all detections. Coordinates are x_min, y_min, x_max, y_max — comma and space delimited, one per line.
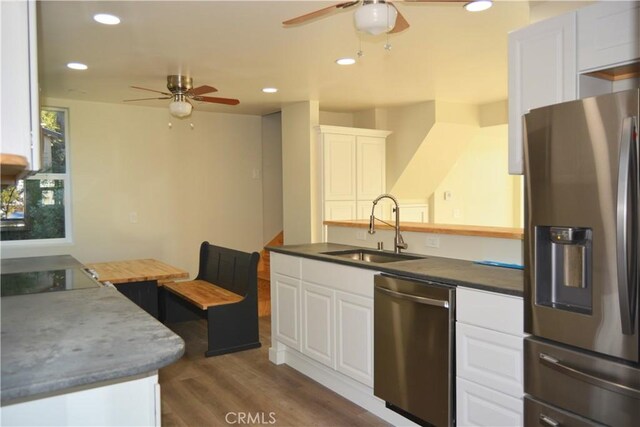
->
374, 273, 455, 427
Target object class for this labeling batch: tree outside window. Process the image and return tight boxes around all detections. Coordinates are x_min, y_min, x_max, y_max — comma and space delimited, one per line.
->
1, 107, 71, 242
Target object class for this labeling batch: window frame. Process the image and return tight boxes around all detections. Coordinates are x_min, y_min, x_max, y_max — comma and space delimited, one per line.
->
1, 106, 73, 246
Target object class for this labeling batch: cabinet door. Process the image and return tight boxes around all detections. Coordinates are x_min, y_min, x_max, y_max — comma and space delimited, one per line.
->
578, 1, 640, 72
508, 12, 577, 174
456, 322, 524, 398
1, 0, 40, 173
456, 377, 523, 427
273, 273, 301, 351
356, 136, 385, 200
335, 291, 373, 386
301, 282, 335, 368
323, 134, 356, 201
325, 200, 357, 221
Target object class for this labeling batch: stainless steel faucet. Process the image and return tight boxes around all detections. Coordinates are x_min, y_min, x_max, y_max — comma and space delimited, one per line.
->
368, 193, 408, 253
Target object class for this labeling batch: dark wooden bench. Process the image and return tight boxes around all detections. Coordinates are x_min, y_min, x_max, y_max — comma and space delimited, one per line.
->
162, 242, 261, 357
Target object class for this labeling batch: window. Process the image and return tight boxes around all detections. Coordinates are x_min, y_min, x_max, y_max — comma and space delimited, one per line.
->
1, 107, 72, 243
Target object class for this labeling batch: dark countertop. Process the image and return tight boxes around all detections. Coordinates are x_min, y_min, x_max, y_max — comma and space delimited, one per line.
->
1, 278, 185, 404
267, 243, 523, 297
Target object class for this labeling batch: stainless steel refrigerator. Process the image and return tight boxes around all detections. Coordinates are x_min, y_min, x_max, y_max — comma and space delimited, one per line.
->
523, 89, 640, 426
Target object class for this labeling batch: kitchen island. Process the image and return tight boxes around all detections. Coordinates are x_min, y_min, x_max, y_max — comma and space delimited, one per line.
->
0, 256, 185, 426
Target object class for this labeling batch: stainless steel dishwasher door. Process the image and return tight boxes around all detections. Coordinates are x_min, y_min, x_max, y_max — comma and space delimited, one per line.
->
374, 273, 455, 427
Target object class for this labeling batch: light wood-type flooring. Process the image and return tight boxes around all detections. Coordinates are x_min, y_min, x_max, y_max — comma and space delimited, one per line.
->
160, 316, 390, 427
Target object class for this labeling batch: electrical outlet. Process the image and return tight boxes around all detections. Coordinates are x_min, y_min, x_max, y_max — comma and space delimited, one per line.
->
129, 212, 138, 224
252, 168, 261, 179
426, 236, 440, 248
356, 230, 367, 241
453, 208, 462, 219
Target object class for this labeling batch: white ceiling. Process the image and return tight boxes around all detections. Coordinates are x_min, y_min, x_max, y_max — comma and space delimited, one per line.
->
37, 1, 576, 116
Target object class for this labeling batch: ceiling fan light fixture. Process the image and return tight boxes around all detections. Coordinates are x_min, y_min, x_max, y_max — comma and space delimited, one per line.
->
169, 99, 192, 118
464, 0, 493, 13
354, 2, 397, 36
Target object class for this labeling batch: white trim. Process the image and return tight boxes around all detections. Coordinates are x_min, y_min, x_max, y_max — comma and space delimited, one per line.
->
316, 125, 392, 138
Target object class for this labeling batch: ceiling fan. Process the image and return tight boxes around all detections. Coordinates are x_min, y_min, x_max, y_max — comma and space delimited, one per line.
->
124, 75, 240, 118
283, 0, 492, 35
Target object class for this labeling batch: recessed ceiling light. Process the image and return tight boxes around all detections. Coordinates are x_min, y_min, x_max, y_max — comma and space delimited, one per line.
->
464, 0, 493, 12
262, 87, 278, 93
67, 62, 88, 70
336, 58, 356, 66
93, 13, 121, 25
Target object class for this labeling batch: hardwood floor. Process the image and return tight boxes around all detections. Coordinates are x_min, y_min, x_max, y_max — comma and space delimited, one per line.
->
160, 316, 389, 427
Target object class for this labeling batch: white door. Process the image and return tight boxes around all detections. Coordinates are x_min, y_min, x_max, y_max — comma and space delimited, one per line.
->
323, 133, 356, 201
335, 291, 373, 386
301, 282, 335, 368
456, 377, 523, 427
273, 273, 301, 351
508, 12, 577, 174
356, 136, 385, 200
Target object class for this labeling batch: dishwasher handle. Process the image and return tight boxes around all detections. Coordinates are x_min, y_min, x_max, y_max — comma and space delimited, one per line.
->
376, 286, 450, 308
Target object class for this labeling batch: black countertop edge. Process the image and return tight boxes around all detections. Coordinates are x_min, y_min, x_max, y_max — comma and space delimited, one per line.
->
266, 243, 523, 298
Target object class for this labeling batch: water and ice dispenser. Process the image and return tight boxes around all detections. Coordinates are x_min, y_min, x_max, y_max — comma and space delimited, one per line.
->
535, 226, 593, 314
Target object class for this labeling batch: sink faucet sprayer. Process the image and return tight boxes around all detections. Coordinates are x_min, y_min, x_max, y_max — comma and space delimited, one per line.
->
368, 194, 408, 254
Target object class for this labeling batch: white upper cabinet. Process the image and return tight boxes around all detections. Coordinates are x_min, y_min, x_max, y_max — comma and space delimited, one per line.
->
356, 136, 386, 201
1, 0, 40, 182
317, 126, 391, 240
508, 12, 577, 175
323, 133, 357, 201
577, 1, 640, 72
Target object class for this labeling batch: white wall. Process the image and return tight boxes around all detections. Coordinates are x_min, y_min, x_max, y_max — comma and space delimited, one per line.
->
281, 101, 319, 245
431, 124, 523, 227
262, 112, 283, 244
319, 111, 354, 127
1, 98, 264, 277
327, 225, 523, 265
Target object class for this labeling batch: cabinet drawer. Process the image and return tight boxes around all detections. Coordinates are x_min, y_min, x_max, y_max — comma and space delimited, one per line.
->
456, 323, 523, 398
301, 258, 376, 298
457, 288, 523, 336
456, 377, 523, 427
271, 253, 301, 279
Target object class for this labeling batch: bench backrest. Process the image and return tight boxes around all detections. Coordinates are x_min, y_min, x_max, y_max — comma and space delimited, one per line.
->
196, 242, 260, 299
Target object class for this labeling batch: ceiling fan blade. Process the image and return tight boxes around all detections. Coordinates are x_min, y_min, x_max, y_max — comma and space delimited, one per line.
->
398, 0, 464, 2
130, 85, 172, 96
389, 4, 410, 33
194, 96, 240, 106
283, 1, 359, 26
188, 85, 218, 96
123, 96, 172, 102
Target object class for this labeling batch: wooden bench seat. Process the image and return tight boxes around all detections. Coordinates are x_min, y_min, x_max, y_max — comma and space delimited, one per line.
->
162, 242, 261, 357
164, 280, 243, 310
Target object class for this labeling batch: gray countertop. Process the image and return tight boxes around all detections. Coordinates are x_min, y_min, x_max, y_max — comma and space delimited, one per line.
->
1, 255, 83, 274
267, 243, 523, 297
1, 286, 185, 404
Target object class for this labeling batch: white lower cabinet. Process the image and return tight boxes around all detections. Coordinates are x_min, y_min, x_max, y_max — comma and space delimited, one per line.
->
335, 291, 373, 387
1, 372, 160, 427
456, 377, 523, 427
302, 281, 335, 368
456, 287, 524, 427
273, 273, 301, 351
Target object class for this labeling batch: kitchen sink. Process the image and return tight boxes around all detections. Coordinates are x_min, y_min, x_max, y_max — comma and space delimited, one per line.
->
321, 249, 423, 264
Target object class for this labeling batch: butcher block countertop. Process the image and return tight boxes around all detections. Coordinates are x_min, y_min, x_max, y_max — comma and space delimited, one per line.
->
324, 220, 524, 240
85, 259, 189, 284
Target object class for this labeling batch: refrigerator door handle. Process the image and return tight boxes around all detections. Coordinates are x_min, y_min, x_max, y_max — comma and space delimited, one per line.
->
616, 116, 637, 335
539, 352, 640, 399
